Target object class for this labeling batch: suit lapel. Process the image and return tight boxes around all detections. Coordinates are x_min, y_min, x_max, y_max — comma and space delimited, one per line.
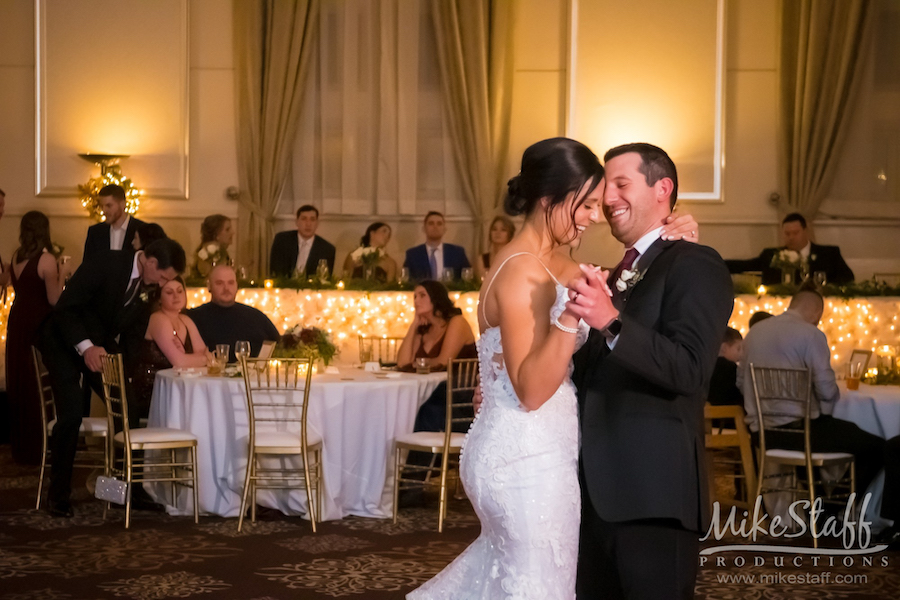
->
616, 238, 674, 306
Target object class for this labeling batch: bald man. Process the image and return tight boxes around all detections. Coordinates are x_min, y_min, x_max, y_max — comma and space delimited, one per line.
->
738, 289, 885, 497
186, 265, 280, 362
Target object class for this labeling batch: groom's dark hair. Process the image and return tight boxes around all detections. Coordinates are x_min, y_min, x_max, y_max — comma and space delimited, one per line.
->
144, 238, 187, 273
604, 143, 679, 210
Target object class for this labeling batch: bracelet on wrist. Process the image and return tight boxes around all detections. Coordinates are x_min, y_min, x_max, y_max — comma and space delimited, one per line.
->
552, 318, 579, 334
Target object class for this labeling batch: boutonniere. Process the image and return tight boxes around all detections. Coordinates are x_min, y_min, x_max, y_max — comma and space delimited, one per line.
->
139, 291, 150, 303
810, 253, 817, 262
615, 267, 645, 292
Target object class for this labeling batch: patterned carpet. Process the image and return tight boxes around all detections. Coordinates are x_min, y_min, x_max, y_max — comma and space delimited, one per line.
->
1, 446, 898, 599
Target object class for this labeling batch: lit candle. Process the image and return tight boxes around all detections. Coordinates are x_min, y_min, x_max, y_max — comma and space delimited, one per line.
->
757, 285, 767, 296
264, 279, 274, 289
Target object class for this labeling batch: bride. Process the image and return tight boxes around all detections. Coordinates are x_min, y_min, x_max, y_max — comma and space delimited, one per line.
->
407, 138, 698, 599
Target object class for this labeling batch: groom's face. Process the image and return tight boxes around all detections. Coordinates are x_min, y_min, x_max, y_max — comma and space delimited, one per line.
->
602, 152, 669, 247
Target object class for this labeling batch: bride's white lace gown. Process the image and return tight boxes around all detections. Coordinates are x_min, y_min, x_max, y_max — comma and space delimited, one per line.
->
409, 257, 588, 600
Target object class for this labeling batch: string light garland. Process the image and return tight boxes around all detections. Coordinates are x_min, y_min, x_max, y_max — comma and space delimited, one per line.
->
77, 154, 142, 222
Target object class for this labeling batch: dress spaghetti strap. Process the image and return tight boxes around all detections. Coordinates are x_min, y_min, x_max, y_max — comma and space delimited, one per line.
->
480, 252, 562, 328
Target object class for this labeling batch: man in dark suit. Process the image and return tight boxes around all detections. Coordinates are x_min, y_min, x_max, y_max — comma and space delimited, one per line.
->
403, 211, 470, 281
82, 184, 146, 261
569, 143, 733, 599
726, 212, 854, 285
39, 238, 186, 518
269, 205, 336, 278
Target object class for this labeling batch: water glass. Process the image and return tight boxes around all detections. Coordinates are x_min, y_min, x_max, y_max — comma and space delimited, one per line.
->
442, 268, 455, 282
813, 271, 827, 287
461, 267, 474, 283
415, 357, 430, 374
235, 340, 251, 363
398, 267, 410, 285
216, 344, 230, 363
317, 259, 330, 282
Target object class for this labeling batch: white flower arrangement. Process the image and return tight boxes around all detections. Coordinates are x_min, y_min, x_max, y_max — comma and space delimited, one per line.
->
196, 242, 227, 265
350, 246, 383, 266
770, 249, 802, 271
615, 267, 645, 293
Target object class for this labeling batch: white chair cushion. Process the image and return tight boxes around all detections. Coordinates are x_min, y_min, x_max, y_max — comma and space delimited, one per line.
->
47, 417, 108, 435
254, 430, 323, 449
396, 431, 465, 449
767, 448, 854, 461
115, 427, 197, 444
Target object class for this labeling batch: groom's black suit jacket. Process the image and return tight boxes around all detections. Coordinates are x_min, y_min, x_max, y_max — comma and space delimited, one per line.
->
573, 239, 733, 533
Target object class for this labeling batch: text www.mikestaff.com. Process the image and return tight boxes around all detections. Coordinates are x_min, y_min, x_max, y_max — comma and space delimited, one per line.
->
716, 572, 868, 585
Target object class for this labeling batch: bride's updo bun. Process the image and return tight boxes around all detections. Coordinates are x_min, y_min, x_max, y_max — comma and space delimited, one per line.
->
502, 138, 604, 219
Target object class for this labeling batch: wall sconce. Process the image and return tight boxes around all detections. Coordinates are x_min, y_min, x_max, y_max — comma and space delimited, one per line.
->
77, 153, 143, 222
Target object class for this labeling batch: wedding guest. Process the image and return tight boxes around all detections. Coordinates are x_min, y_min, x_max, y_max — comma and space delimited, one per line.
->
191, 214, 234, 278
726, 213, 854, 285
396, 280, 477, 373
748, 310, 773, 328
708, 327, 743, 407
341, 222, 398, 281
403, 212, 470, 281
83, 184, 146, 261
39, 238, 186, 517
187, 264, 280, 362
131, 277, 209, 415
6, 211, 74, 464
270, 205, 336, 278
131, 222, 167, 252
474, 216, 515, 280
739, 290, 884, 495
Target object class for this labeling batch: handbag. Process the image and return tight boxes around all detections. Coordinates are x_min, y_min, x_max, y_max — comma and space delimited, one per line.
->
94, 475, 128, 505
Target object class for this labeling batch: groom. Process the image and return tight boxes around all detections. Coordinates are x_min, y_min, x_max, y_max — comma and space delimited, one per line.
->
568, 143, 733, 599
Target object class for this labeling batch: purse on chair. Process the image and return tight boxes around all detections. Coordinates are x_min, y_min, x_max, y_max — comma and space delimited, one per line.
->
94, 475, 128, 505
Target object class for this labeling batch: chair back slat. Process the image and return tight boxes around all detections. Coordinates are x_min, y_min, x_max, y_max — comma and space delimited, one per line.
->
99, 354, 131, 445
358, 335, 404, 365
444, 358, 480, 433
31, 346, 57, 427
240, 357, 314, 443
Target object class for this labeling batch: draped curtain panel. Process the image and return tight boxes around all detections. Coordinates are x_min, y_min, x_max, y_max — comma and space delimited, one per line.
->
430, 0, 514, 254
779, 0, 873, 220
234, 0, 319, 276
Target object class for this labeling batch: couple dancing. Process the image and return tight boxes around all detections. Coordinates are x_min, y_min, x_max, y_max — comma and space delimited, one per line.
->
409, 139, 733, 599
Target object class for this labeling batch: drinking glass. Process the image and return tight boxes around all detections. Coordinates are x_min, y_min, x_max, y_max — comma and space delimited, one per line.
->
415, 357, 430, 374
461, 267, 474, 283
235, 340, 251, 363
398, 267, 410, 285
442, 268, 455, 282
216, 344, 230, 363
317, 259, 330, 282
813, 271, 827, 287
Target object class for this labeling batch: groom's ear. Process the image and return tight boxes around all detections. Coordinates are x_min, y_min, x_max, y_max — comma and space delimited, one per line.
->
654, 177, 674, 206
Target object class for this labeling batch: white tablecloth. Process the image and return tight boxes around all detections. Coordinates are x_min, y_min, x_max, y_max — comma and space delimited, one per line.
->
833, 383, 900, 440
146, 368, 445, 521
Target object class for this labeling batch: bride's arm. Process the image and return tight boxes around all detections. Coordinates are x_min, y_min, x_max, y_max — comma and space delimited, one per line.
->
494, 261, 579, 411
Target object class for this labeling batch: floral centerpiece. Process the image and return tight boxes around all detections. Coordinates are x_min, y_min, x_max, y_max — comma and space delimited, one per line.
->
193, 242, 230, 278
770, 249, 802, 285
349, 246, 384, 280
275, 325, 338, 366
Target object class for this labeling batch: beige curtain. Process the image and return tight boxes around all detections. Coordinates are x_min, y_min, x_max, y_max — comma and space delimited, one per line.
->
431, 0, 514, 254
234, 0, 319, 276
779, 0, 873, 220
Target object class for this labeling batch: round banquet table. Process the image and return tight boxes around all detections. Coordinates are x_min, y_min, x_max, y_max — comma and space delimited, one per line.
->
146, 367, 445, 521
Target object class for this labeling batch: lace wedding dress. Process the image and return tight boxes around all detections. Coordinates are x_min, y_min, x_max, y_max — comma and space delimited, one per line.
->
409, 254, 588, 600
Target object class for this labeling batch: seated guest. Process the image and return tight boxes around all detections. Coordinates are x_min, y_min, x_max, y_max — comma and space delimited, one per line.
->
748, 310, 773, 328
83, 184, 146, 260
131, 222, 167, 252
708, 327, 743, 407
187, 264, 280, 362
270, 205, 336, 278
403, 211, 470, 281
191, 214, 234, 278
397, 280, 477, 373
726, 212, 854, 285
132, 277, 210, 416
738, 290, 884, 496
341, 222, 398, 282
474, 216, 515, 281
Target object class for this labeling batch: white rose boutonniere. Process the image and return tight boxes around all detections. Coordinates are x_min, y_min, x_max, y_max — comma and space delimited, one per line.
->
615, 267, 644, 293
139, 290, 150, 303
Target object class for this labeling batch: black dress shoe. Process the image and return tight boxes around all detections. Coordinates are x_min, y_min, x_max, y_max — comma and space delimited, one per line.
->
47, 500, 74, 518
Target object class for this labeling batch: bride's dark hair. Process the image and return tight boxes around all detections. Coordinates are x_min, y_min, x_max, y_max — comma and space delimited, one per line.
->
504, 137, 604, 244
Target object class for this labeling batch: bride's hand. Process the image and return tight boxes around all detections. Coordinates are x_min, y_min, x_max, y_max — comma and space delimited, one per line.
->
661, 213, 699, 242
566, 264, 618, 331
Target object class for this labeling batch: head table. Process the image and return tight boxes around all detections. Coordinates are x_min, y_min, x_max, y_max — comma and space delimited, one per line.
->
146, 367, 445, 521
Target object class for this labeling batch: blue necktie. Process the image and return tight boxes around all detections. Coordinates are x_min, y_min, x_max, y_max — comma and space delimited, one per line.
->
429, 247, 438, 280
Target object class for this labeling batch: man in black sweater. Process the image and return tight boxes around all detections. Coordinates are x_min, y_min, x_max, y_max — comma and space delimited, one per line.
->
187, 265, 280, 362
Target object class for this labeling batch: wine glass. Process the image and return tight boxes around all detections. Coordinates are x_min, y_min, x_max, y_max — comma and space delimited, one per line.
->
316, 259, 330, 283
235, 340, 251, 364
461, 267, 474, 283
398, 267, 410, 285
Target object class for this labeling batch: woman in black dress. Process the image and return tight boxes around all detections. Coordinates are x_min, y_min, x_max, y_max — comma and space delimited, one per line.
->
474, 216, 515, 281
6, 211, 73, 464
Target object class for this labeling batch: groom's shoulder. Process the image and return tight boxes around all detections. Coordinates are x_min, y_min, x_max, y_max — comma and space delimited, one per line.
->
662, 239, 726, 264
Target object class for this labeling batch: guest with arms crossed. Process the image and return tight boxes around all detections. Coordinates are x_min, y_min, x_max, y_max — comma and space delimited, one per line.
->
131, 276, 210, 415
187, 264, 280, 363
269, 205, 336, 278
39, 238, 186, 518
403, 211, 470, 281
83, 184, 146, 261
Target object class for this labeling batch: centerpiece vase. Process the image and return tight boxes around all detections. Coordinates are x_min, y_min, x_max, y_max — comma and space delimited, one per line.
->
781, 267, 796, 286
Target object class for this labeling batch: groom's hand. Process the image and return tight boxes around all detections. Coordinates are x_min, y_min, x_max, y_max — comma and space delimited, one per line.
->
566, 264, 619, 331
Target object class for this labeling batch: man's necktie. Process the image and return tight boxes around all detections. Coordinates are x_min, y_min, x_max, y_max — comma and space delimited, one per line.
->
429, 247, 438, 280
609, 247, 640, 297
123, 277, 141, 306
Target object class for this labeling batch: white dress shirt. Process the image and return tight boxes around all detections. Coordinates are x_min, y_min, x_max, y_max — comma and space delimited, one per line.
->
607, 227, 664, 349
109, 215, 131, 251
426, 243, 444, 279
296, 234, 314, 273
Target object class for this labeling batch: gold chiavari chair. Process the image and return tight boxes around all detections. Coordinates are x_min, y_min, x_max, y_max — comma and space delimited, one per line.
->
704, 404, 758, 510
99, 354, 199, 528
750, 364, 855, 547
32, 346, 109, 509
393, 357, 479, 532
358, 334, 404, 367
238, 357, 323, 532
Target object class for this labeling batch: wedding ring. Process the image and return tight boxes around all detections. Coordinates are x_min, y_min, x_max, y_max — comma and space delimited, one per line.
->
691, 230, 696, 237
571, 291, 580, 301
